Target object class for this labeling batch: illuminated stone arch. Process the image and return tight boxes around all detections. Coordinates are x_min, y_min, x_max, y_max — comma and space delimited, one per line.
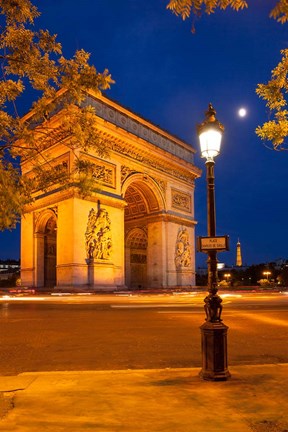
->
34, 208, 57, 288
20, 93, 199, 291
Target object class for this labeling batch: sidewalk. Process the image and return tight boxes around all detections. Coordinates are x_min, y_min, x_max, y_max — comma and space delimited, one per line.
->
1, 364, 288, 431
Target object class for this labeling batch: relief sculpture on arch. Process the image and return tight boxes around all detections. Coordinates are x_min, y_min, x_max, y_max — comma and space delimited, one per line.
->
85, 208, 112, 260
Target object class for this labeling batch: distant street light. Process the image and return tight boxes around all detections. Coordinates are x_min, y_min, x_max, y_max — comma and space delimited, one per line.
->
263, 271, 271, 281
197, 104, 230, 381
224, 273, 231, 283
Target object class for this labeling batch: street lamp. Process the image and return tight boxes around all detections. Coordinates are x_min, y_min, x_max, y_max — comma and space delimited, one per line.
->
263, 271, 271, 281
224, 273, 231, 285
197, 103, 230, 381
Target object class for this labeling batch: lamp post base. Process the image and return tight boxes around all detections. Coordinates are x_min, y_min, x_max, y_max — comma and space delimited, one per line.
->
199, 320, 231, 381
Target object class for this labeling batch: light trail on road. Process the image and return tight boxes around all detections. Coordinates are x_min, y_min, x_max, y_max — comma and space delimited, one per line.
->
235, 312, 288, 327
157, 311, 201, 314
1, 292, 288, 374
110, 304, 199, 308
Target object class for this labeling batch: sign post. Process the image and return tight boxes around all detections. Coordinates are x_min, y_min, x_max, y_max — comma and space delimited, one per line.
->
197, 235, 229, 253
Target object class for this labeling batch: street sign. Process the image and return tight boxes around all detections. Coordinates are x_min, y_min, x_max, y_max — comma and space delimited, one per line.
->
197, 236, 229, 252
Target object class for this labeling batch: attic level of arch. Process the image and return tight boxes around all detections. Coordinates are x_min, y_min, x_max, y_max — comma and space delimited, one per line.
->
83, 93, 196, 164
21, 94, 200, 185
22, 128, 199, 187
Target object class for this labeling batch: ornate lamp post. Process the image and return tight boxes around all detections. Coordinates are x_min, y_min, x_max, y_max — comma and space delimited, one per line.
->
197, 104, 231, 381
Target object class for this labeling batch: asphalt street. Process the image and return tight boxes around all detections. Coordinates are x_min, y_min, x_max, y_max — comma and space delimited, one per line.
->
1, 292, 288, 375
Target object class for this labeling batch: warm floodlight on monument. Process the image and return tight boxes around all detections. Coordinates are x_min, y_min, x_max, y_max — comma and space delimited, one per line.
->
197, 103, 230, 381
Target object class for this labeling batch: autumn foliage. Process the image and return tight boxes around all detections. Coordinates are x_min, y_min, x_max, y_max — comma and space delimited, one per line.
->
0, 0, 113, 230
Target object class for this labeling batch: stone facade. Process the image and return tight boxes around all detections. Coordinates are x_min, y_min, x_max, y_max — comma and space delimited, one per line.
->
20, 91, 201, 291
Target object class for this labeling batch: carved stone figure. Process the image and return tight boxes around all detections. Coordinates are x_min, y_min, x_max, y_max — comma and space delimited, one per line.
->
85, 208, 112, 260
174, 227, 191, 269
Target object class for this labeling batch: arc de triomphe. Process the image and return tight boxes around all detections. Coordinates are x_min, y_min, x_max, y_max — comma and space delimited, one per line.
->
20, 91, 201, 291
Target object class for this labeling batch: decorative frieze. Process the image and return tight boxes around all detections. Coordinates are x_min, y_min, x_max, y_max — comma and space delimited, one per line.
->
82, 155, 116, 188
26, 153, 69, 180
171, 189, 191, 212
91, 163, 115, 187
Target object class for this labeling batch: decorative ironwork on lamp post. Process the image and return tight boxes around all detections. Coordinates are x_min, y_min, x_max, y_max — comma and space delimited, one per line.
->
197, 103, 231, 381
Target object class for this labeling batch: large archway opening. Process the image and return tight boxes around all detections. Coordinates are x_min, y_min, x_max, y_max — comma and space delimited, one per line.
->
125, 227, 148, 289
123, 178, 164, 290
44, 216, 57, 287
35, 210, 57, 288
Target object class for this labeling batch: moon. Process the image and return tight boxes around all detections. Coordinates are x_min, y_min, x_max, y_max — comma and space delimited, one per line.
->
238, 107, 247, 117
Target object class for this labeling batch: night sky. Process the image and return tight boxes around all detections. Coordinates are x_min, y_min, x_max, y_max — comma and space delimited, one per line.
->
1, 0, 288, 268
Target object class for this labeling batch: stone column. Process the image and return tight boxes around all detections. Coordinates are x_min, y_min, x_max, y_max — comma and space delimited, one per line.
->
20, 212, 35, 287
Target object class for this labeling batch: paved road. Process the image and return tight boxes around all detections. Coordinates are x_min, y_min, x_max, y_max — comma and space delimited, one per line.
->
1, 292, 288, 375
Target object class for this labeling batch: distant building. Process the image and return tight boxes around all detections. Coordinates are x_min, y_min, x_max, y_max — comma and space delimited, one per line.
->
0, 260, 20, 272
0, 260, 20, 282
236, 239, 242, 267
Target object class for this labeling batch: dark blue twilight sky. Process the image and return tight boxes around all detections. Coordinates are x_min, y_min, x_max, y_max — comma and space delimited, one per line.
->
1, 0, 288, 267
